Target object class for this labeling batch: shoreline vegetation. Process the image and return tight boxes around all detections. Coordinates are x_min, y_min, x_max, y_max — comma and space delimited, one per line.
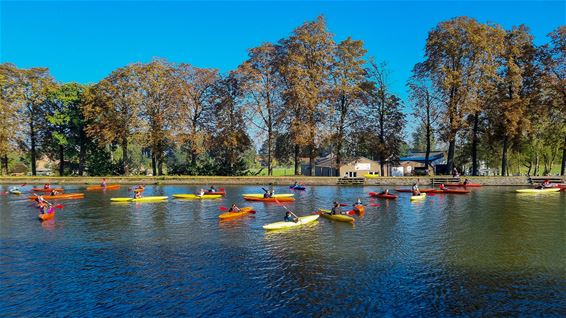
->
1, 17, 564, 179
0, 176, 556, 186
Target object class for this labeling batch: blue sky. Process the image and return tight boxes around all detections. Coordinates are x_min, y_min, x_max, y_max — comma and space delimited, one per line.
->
1, 0, 564, 133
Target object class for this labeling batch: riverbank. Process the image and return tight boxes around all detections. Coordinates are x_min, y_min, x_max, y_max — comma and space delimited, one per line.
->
0, 175, 560, 186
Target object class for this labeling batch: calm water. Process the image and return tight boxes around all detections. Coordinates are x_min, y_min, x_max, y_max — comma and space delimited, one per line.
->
1, 185, 565, 317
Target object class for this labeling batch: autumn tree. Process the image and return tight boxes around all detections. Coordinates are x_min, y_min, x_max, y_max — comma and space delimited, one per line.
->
239, 43, 283, 176
421, 17, 497, 174
541, 26, 566, 175
489, 25, 539, 176
278, 16, 335, 176
137, 59, 178, 176
329, 37, 367, 175
0, 64, 23, 175
84, 65, 143, 176
174, 64, 219, 173
209, 72, 252, 175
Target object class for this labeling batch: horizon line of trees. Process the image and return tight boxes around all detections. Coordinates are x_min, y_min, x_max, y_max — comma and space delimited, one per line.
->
0, 16, 564, 177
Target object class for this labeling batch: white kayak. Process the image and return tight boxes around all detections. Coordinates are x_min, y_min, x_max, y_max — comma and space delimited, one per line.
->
263, 215, 319, 230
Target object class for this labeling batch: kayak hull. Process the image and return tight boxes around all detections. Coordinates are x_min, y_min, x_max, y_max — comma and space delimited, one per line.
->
203, 191, 226, 196
396, 188, 469, 194
9, 190, 21, 195
218, 207, 254, 219
369, 192, 398, 199
319, 212, 355, 222
173, 194, 223, 199
242, 193, 294, 198
29, 193, 84, 200
396, 189, 435, 193
244, 196, 295, 202
86, 185, 121, 191
111, 196, 169, 202
445, 183, 481, 188
410, 193, 427, 201
263, 215, 319, 230
38, 212, 55, 221
289, 186, 306, 190
515, 188, 560, 193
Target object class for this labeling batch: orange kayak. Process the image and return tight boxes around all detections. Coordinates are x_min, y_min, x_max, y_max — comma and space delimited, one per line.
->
32, 188, 64, 192
243, 196, 295, 202
38, 208, 55, 221
86, 185, 120, 191
444, 183, 481, 188
352, 204, 365, 215
218, 207, 255, 219
29, 193, 85, 200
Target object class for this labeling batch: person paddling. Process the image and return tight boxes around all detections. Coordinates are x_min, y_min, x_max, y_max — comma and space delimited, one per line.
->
536, 179, 552, 189
101, 178, 107, 188
284, 211, 298, 223
133, 191, 142, 199
49, 189, 60, 196
379, 189, 390, 195
228, 204, 240, 212
208, 185, 216, 193
353, 198, 363, 213
439, 184, 446, 190
197, 188, 205, 197
412, 182, 421, 196
44, 183, 51, 189
331, 202, 342, 215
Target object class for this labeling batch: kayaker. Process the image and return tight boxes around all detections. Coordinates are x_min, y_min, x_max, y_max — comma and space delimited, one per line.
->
379, 189, 390, 195
101, 178, 107, 188
133, 191, 142, 199
463, 178, 470, 185
353, 199, 363, 213
331, 202, 342, 215
439, 184, 446, 190
354, 197, 362, 205
537, 180, 552, 189
197, 189, 205, 197
412, 183, 421, 196
263, 190, 274, 198
50, 189, 60, 196
208, 186, 216, 193
35, 195, 47, 204
38, 201, 51, 214
44, 183, 51, 189
228, 204, 240, 212
284, 211, 298, 222
292, 181, 299, 188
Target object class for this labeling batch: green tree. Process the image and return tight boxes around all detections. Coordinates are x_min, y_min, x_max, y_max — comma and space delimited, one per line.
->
0, 64, 23, 175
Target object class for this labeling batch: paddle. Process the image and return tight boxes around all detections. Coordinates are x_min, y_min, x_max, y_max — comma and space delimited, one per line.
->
274, 198, 299, 221
339, 203, 349, 206
370, 203, 381, 207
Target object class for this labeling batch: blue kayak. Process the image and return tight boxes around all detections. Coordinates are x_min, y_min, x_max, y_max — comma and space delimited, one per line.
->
289, 185, 306, 191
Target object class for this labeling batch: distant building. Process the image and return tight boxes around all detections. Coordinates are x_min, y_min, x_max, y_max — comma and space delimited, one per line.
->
398, 151, 446, 176
301, 154, 388, 177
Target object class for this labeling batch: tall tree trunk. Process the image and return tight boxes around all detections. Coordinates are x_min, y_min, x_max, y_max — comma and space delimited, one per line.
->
294, 144, 300, 175
425, 123, 431, 171
561, 134, 566, 176
1, 154, 8, 176
501, 136, 508, 176
336, 98, 346, 177
158, 158, 163, 176
267, 125, 273, 176
30, 115, 37, 176
122, 138, 129, 176
151, 152, 157, 176
309, 148, 315, 176
59, 144, 64, 176
471, 113, 479, 176
78, 131, 86, 176
447, 139, 455, 175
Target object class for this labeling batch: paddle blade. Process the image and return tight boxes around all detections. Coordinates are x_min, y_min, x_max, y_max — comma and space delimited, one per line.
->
428, 193, 436, 196
370, 204, 381, 207
219, 206, 228, 211
54, 204, 64, 209
339, 203, 348, 207
219, 188, 225, 192
248, 210, 256, 214
21, 183, 27, 187
346, 210, 355, 216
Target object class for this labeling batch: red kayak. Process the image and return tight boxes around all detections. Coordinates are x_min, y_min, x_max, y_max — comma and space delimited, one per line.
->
444, 183, 481, 188
369, 192, 398, 199
396, 188, 470, 194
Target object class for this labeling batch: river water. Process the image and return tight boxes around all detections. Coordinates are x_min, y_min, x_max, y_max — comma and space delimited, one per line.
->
1, 184, 565, 316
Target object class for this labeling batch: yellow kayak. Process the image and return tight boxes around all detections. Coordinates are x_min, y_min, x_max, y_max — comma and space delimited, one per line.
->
410, 193, 427, 201
263, 215, 319, 230
242, 193, 294, 198
111, 196, 168, 202
172, 194, 223, 199
318, 210, 355, 223
515, 188, 560, 193
218, 207, 255, 219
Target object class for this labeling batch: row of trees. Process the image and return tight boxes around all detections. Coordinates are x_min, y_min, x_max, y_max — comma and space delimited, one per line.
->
0, 16, 564, 176
409, 18, 564, 176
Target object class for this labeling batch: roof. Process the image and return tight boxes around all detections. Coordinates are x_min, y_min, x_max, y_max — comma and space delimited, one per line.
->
400, 152, 444, 162
303, 154, 380, 168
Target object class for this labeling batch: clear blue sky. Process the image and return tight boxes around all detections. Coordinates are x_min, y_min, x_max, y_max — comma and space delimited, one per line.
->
1, 0, 564, 133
